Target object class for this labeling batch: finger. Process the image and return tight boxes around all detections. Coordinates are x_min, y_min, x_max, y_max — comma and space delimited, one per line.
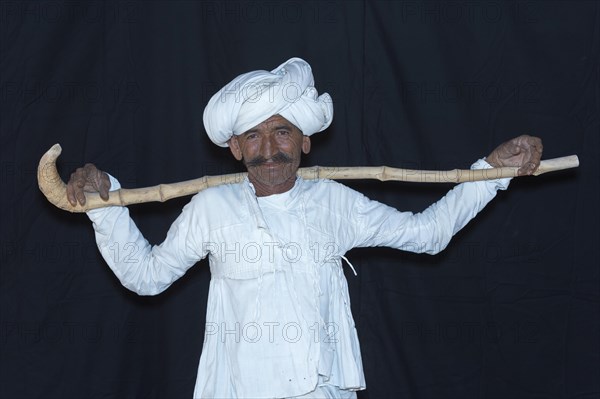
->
66, 173, 78, 206
76, 187, 87, 205
521, 138, 542, 165
531, 138, 543, 155
98, 172, 110, 201
83, 163, 97, 186
74, 168, 89, 205
529, 150, 542, 174
518, 161, 537, 176
88, 167, 102, 193
71, 169, 90, 205
530, 146, 542, 157
83, 163, 105, 196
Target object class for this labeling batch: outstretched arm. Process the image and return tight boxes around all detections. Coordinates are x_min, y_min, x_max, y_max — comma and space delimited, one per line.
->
67, 164, 206, 295
350, 136, 543, 254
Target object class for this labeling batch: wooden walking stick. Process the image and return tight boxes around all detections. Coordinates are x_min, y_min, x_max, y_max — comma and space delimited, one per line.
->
38, 144, 579, 213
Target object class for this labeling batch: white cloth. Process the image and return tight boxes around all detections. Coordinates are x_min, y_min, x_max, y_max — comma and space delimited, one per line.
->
203, 57, 334, 147
87, 159, 509, 398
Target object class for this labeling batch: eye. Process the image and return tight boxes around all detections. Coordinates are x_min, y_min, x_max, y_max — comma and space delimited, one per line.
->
277, 130, 290, 136
245, 133, 258, 140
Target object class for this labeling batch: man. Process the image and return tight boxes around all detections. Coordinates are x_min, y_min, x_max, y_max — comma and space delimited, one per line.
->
67, 58, 542, 398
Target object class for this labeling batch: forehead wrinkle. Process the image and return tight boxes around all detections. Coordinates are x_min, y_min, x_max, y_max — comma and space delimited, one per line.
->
243, 117, 297, 136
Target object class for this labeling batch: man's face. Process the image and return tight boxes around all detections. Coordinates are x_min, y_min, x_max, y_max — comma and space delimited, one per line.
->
229, 115, 311, 196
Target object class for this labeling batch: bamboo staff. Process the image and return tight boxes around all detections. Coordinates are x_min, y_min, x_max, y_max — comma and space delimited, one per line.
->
37, 144, 579, 213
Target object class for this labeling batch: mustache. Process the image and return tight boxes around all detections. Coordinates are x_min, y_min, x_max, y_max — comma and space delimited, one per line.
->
244, 152, 293, 167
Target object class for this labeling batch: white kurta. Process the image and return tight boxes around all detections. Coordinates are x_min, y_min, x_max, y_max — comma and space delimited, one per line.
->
86, 159, 509, 398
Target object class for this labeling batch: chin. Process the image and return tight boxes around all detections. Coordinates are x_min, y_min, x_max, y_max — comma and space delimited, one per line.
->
250, 170, 294, 187
256, 175, 294, 187
252, 164, 297, 183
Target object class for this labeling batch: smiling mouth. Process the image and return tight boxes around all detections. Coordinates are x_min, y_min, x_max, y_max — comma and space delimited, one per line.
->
256, 161, 288, 170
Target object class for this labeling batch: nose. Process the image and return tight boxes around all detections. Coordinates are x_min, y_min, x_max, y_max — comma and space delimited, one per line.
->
260, 133, 277, 159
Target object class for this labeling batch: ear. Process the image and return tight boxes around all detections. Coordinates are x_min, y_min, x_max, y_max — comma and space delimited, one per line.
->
229, 136, 243, 161
302, 135, 311, 154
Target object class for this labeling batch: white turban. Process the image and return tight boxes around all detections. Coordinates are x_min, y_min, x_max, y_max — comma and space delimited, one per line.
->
203, 57, 334, 147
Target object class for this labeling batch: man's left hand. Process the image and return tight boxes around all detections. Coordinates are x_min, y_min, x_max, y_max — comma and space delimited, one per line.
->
486, 135, 543, 176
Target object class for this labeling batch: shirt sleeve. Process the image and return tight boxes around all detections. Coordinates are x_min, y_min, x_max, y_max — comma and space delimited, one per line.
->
86, 174, 208, 295
351, 158, 510, 254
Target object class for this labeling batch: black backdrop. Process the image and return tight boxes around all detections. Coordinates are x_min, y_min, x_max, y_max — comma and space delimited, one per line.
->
1, 1, 598, 398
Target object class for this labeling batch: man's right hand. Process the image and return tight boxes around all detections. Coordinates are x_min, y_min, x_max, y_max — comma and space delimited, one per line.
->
66, 163, 111, 206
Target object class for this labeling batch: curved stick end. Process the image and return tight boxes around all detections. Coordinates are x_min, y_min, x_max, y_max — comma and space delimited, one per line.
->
50, 143, 62, 153
38, 143, 79, 211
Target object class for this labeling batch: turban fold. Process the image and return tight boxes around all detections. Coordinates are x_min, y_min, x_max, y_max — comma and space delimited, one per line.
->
203, 57, 334, 147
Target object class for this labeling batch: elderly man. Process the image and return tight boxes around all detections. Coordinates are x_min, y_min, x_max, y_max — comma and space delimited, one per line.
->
67, 58, 542, 398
